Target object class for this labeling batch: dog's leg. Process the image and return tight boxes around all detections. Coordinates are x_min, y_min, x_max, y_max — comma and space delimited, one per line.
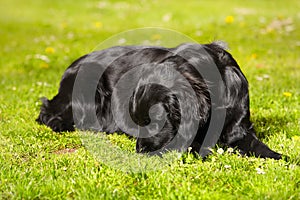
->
221, 107, 282, 160
220, 64, 282, 160
230, 131, 282, 160
136, 135, 172, 154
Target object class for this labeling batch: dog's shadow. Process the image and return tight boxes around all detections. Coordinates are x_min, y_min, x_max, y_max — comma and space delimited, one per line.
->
251, 114, 292, 139
252, 114, 300, 164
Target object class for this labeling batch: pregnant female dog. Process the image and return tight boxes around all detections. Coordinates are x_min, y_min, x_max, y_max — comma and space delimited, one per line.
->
36, 42, 282, 160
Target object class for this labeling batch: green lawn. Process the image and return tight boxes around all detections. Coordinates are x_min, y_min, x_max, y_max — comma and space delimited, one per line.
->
1, 0, 300, 199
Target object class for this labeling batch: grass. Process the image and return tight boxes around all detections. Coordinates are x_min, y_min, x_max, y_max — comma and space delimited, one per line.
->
0, 0, 300, 199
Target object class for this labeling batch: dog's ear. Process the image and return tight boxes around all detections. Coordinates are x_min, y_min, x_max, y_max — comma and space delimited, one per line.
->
40, 97, 49, 107
36, 96, 74, 132
36, 97, 50, 124
164, 93, 181, 125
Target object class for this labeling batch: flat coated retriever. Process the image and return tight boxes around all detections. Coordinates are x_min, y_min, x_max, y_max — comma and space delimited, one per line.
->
36, 42, 282, 159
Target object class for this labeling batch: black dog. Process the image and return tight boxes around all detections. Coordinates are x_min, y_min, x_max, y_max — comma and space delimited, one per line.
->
36, 42, 282, 159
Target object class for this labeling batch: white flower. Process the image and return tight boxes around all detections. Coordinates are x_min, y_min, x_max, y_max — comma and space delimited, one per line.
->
34, 54, 50, 63
255, 167, 266, 174
162, 13, 172, 22
224, 165, 231, 169
217, 148, 224, 154
118, 38, 126, 44
256, 76, 263, 81
227, 148, 234, 154
263, 74, 270, 79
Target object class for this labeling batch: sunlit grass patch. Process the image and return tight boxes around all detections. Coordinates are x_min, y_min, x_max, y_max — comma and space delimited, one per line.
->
0, 0, 299, 199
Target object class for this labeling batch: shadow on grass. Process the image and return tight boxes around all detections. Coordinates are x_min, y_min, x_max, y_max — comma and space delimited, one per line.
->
251, 114, 293, 139
252, 114, 300, 165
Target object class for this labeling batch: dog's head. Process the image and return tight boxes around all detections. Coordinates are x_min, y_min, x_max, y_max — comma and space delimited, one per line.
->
129, 83, 181, 132
36, 97, 74, 132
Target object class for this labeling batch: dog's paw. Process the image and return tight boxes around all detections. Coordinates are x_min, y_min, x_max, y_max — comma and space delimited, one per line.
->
48, 118, 75, 132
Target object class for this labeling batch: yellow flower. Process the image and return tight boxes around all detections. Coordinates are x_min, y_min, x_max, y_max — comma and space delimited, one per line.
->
239, 22, 246, 27
283, 92, 292, 97
93, 21, 103, 28
225, 15, 234, 24
60, 22, 67, 29
151, 34, 162, 41
250, 53, 257, 59
292, 136, 300, 141
40, 62, 49, 68
45, 47, 55, 54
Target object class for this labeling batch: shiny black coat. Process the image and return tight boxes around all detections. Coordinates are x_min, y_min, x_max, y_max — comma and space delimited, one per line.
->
36, 42, 282, 159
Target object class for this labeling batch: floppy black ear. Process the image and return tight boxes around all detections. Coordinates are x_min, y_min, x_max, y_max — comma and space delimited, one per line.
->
40, 97, 49, 105
36, 96, 75, 132
36, 97, 50, 124
164, 93, 181, 126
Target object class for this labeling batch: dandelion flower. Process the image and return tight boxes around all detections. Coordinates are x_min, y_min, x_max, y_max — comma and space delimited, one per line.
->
151, 34, 162, 41
283, 92, 292, 97
292, 135, 300, 141
93, 21, 103, 29
45, 47, 55, 54
60, 22, 67, 29
40, 62, 49, 68
250, 53, 257, 59
225, 15, 234, 24
239, 22, 246, 27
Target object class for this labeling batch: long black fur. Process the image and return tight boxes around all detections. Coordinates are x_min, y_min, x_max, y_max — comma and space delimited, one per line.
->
36, 42, 282, 160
